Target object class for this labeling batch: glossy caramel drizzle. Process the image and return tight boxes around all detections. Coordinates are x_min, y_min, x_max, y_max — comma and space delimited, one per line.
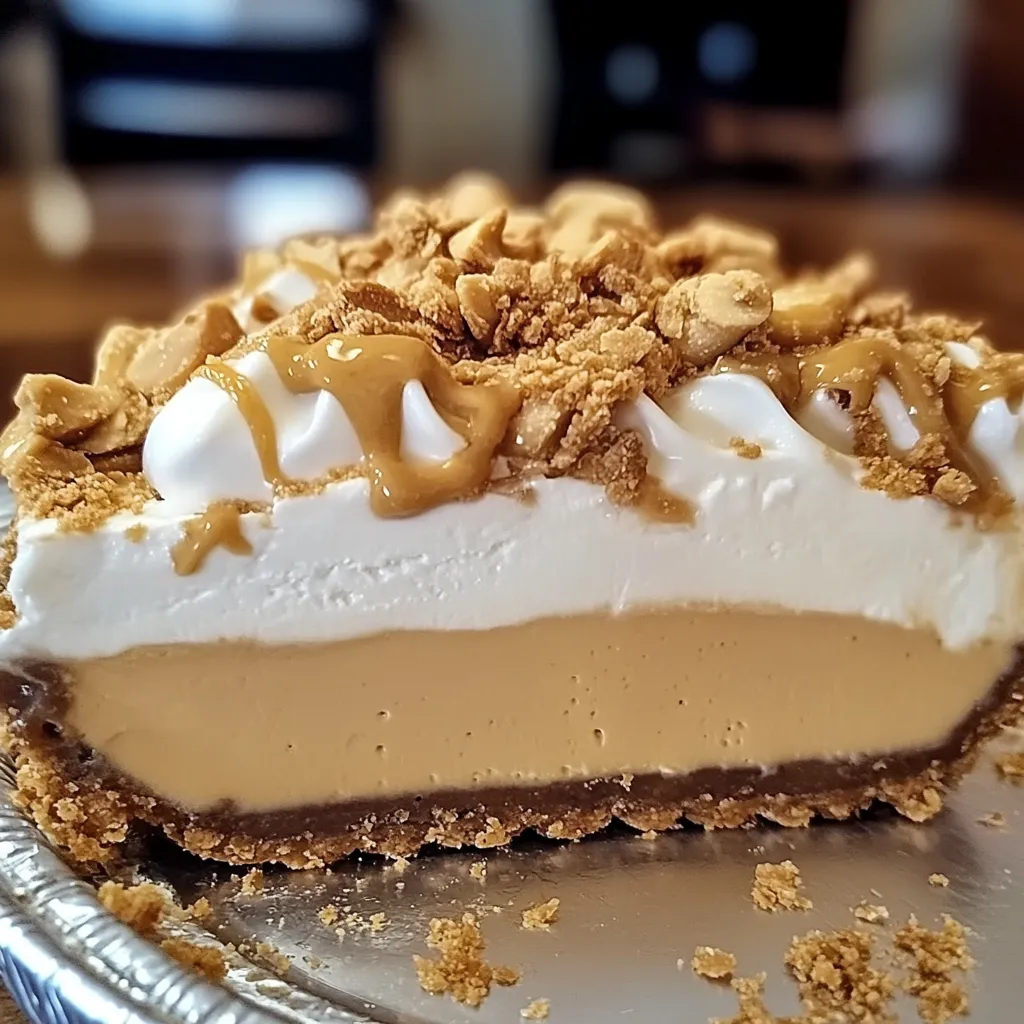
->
196, 361, 285, 484
172, 502, 253, 575
717, 335, 1024, 505
203, 333, 521, 517
944, 356, 1024, 437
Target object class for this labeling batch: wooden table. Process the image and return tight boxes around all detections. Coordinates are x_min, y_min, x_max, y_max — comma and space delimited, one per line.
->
2, 171, 1024, 423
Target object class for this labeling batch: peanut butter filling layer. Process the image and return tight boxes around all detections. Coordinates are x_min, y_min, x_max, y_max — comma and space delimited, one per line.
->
61, 607, 1010, 814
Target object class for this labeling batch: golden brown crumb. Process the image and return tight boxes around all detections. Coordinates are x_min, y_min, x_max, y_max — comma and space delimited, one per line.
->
639, 829, 658, 841
692, 945, 736, 980
97, 881, 227, 983
713, 974, 778, 1024
929, 873, 950, 888
253, 941, 292, 976
469, 860, 487, 880
931, 468, 975, 507
979, 811, 1007, 827
859, 453, 929, 501
473, 815, 510, 848
996, 752, 1024, 781
240, 868, 264, 895
97, 881, 167, 936
0, 526, 19, 630
894, 915, 973, 1024
729, 437, 763, 460
318, 905, 339, 927
784, 927, 896, 1024
160, 938, 228, 982
186, 896, 212, 921
520, 997, 550, 1020
1, 175, 1011, 532
125, 523, 147, 543
853, 902, 890, 924
387, 855, 410, 873
368, 912, 387, 933
751, 861, 812, 912
413, 913, 519, 1007
521, 897, 560, 930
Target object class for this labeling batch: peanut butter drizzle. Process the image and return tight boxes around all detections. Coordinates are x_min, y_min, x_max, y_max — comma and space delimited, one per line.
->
204, 334, 521, 517
636, 475, 696, 524
196, 361, 285, 484
718, 336, 1012, 507
944, 355, 1024, 436
172, 502, 253, 575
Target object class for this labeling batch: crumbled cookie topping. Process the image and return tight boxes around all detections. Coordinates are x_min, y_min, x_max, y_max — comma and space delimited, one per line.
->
1, 172, 1013, 551
730, 437, 763, 460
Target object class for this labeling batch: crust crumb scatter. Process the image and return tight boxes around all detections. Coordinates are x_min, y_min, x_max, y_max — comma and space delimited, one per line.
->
692, 945, 737, 980
97, 881, 167, 936
784, 927, 896, 1024
413, 913, 520, 1007
186, 896, 213, 921
520, 997, 551, 1020
252, 940, 292, 976
751, 861, 812, 912
159, 937, 228, 982
239, 867, 264, 895
704, 908, 973, 1024
521, 897, 560, 930
469, 860, 487, 880
995, 751, 1024, 781
713, 973, 777, 1024
317, 905, 339, 927
98, 881, 228, 982
929, 872, 950, 888
853, 902, 890, 924
979, 810, 1007, 827
894, 915, 973, 1024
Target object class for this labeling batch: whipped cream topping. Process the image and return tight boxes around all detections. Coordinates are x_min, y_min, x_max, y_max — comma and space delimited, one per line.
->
232, 266, 318, 334
3, 370, 1022, 662
143, 350, 466, 513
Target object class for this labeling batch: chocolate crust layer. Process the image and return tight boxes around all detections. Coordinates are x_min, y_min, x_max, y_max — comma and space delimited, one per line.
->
1, 651, 1022, 869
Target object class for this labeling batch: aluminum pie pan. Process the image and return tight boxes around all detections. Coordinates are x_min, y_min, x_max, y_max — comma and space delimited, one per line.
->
1, 489, 1024, 1023
2, 754, 1024, 1024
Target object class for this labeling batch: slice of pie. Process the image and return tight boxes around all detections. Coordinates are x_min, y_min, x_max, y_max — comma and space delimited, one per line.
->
1, 175, 1022, 867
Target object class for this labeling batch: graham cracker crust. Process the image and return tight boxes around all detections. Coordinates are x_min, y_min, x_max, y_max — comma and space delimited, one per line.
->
1, 648, 1021, 869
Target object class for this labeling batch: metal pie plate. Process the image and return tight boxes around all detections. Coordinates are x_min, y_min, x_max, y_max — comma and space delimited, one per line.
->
0, 493, 1022, 1023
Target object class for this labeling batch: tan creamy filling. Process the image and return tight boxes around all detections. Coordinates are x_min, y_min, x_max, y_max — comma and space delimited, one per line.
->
64, 607, 1011, 813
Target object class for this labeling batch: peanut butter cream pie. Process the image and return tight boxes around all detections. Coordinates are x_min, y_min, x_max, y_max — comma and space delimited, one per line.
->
2, 175, 1023, 867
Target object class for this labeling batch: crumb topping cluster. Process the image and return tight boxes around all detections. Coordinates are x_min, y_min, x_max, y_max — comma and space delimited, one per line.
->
0, 172, 1014, 542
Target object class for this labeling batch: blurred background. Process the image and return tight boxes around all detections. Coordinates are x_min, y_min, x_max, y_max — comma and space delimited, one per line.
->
0, 0, 1022, 418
